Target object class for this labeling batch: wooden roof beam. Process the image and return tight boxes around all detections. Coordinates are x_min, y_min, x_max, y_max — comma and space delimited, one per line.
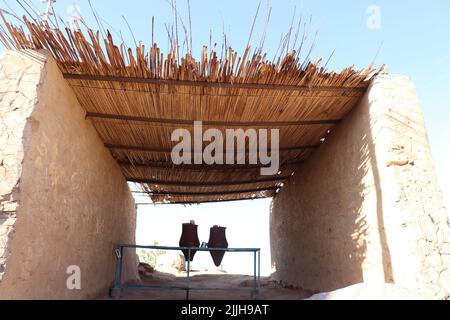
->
86, 112, 341, 127
140, 194, 275, 205
118, 159, 304, 171
127, 175, 291, 187
106, 143, 319, 153
64, 74, 367, 94
138, 187, 279, 197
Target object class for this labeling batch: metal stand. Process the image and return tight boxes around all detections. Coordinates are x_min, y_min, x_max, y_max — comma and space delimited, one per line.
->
186, 248, 191, 300
110, 247, 124, 298
110, 244, 261, 300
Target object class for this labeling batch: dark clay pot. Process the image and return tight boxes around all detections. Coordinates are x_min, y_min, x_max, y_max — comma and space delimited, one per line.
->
207, 226, 228, 267
179, 223, 200, 262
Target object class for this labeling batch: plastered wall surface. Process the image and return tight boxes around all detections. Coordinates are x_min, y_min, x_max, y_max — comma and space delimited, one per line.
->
0, 51, 42, 282
270, 75, 450, 298
0, 50, 138, 299
2, 50, 448, 299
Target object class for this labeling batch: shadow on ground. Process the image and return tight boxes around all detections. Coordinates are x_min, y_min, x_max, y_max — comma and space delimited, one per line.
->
103, 271, 313, 300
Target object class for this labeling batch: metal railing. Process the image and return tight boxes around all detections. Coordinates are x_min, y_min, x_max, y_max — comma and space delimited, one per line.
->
110, 244, 261, 300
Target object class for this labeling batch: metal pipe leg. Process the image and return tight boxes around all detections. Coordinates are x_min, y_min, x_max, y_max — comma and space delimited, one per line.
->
186, 248, 191, 300
257, 250, 261, 299
110, 246, 123, 298
253, 251, 257, 300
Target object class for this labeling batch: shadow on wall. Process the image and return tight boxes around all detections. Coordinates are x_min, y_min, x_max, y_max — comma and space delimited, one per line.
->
269, 86, 393, 292
362, 103, 394, 284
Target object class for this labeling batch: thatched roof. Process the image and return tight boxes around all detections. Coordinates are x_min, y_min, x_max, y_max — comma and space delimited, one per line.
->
0, 6, 380, 204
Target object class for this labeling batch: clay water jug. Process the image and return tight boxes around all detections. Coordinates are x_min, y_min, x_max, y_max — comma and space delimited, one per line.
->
207, 225, 228, 267
179, 222, 200, 261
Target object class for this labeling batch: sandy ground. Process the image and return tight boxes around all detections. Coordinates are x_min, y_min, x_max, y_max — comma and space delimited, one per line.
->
104, 270, 313, 300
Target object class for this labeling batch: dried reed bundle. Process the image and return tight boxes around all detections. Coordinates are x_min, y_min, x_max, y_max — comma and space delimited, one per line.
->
0, 1, 382, 204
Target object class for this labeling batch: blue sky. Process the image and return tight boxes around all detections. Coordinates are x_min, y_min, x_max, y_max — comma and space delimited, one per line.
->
1, 1, 448, 210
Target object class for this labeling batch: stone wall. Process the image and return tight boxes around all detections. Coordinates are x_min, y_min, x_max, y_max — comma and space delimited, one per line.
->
270, 75, 450, 298
0, 50, 138, 299
0, 51, 42, 281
